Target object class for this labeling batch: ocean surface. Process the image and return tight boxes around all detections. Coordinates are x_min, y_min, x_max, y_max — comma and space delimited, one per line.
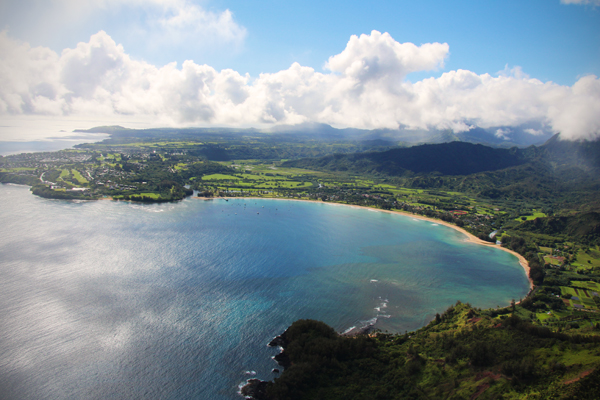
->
0, 135, 109, 156
0, 185, 530, 399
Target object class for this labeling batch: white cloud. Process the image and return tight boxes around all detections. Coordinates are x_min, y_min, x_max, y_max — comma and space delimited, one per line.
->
325, 31, 448, 84
143, 0, 247, 50
2, 1, 246, 63
0, 31, 65, 115
494, 129, 511, 140
561, 0, 600, 6
524, 128, 545, 136
1, 30, 599, 141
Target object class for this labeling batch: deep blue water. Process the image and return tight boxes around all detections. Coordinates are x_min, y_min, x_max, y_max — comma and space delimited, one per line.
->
0, 185, 529, 399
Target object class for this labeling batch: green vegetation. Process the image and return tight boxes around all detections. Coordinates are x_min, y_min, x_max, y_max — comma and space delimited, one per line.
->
517, 211, 547, 221
3, 127, 600, 398
71, 169, 88, 184
245, 303, 600, 399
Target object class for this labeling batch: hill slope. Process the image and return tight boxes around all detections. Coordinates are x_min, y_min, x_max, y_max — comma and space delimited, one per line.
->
282, 142, 528, 176
244, 302, 600, 400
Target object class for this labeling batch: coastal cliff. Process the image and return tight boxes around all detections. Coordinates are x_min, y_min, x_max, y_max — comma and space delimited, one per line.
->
243, 303, 600, 400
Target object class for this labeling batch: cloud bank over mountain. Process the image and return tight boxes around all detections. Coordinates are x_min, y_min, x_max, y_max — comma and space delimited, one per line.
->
1, 30, 599, 141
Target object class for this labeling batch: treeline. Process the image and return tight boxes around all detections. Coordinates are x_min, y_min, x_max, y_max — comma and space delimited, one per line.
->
30, 184, 95, 200
0, 172, 40, 186
120, 182, 193, 202
502, 236, 545, 285
515, 212, 600, 245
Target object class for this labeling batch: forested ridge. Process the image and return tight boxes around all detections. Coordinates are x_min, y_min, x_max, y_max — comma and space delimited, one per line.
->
244, 303, 600, 400
283, 142, 529, 176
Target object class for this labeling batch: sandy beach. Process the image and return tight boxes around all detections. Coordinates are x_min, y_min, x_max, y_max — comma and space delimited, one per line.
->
196, 196, 533, 289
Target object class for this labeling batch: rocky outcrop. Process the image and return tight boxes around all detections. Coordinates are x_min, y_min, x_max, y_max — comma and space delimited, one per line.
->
240, 379, 268, 399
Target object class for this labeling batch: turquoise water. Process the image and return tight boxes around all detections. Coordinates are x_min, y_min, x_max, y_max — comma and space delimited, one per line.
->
0, 185, 529, 399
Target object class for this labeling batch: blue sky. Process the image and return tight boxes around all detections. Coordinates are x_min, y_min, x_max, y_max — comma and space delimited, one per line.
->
0, 0, 599, 141
224, 0, 599, 86
1, 0, 597, 85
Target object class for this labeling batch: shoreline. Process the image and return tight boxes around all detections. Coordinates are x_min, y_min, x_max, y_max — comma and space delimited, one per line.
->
195, 196, 533, 289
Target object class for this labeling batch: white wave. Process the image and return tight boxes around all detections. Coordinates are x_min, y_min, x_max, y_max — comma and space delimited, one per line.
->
128, 204, 165, 212
341, 326, 356, 335
244, 370, 257, 376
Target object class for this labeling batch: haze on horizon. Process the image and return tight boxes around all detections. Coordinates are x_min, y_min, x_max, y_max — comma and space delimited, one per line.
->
0, 0, 599, 142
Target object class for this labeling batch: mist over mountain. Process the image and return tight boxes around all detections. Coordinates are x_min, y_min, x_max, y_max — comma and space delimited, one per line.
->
281, 133, 600, 188
79, 122, 553, 148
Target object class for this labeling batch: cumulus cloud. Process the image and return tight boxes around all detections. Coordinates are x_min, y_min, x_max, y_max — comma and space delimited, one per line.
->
325, 31, 448, 83
494, 129, 511, 140
1, 29, 600, 141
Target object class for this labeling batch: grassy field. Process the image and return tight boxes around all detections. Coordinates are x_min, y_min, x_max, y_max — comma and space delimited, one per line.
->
200, 170, 318, 193
571, 247, 600, 270
0, 167, 36, 172
137, 192, 161, 199
544, 255, 564, 266
571, 281, 600, 292
201, 173, 241, 181
71, 169, 88, 184
515, 211, 547, 221
560, 284, 599, 311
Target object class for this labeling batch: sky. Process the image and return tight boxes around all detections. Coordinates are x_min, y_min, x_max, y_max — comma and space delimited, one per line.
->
0, 0, 599, 142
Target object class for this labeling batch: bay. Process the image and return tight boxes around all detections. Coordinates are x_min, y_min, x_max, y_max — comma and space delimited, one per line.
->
0, 185, 529, 399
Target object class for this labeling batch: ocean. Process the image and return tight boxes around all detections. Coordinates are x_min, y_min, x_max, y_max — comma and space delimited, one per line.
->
0, 185, 529, 399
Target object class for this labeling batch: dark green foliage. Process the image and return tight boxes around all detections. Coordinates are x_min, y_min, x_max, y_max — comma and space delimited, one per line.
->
515, 212, 600, 242
502, 357, 536, 380
501, 236, 546, 284
257, 307, 600, 400
283, 142, 528, 176
0, 173, 40, 186
177, 161, 234, 181
468, 340, 495, 366
30, 184, 95, 200
535, 368, 600, 399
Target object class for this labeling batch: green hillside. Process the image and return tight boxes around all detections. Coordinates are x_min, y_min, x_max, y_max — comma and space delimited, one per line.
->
245, 303, 600, 400
282, 142, 528, 176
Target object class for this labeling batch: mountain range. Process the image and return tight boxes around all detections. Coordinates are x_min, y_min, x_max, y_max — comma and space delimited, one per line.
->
78, 122, 553, 148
